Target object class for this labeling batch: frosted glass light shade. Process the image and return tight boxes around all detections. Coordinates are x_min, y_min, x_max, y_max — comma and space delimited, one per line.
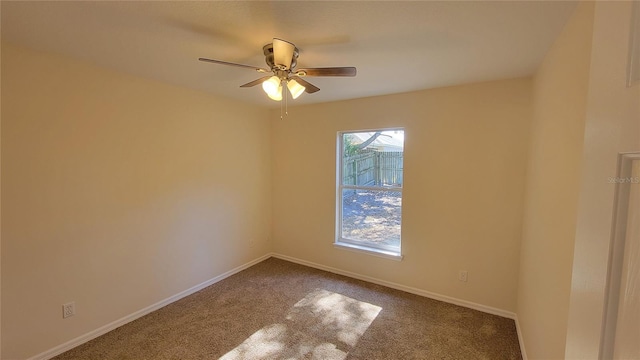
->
287, 79, 306, 99
262, 76, 282, 101
267, 85, 282, 101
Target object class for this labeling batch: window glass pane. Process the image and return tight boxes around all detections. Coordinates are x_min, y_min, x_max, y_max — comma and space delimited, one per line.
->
341, 189, 402, 250
342, 131, 404, 187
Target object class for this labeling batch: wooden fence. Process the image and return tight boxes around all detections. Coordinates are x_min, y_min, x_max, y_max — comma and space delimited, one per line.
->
343, 151, 403, 187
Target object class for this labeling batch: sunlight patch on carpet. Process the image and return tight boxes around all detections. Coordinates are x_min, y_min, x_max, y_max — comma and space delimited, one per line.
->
219, 289, 382, 360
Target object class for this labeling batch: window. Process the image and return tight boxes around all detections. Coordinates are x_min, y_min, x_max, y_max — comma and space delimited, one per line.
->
336, 129, 404, 259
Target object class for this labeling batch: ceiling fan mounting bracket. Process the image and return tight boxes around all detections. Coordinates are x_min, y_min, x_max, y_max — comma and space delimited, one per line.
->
263, 43, 299, 72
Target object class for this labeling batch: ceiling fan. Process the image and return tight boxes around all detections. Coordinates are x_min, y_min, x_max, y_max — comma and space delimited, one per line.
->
199, 38, 356, 101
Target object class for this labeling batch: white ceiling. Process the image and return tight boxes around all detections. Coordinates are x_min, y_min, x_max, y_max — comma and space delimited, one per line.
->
1, 1, 577, 108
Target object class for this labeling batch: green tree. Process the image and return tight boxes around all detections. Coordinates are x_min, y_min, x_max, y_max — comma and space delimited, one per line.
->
344, 132, 383, 157
343, 135, 360, 157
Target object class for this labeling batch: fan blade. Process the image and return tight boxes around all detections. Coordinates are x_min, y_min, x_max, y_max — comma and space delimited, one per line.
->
297, 67, 357, 77
273, 38, 295, 70
240, 76, 273, 88
290, 76, 320, 94
198, 58, 268, 73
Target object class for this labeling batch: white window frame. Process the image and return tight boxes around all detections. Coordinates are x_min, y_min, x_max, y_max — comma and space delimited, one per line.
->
335, 128, 404, 260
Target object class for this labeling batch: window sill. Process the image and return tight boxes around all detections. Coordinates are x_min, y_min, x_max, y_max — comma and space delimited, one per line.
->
334, 242, 403, 261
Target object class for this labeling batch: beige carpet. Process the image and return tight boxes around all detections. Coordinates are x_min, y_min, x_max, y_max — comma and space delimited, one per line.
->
54, 257, 522, 359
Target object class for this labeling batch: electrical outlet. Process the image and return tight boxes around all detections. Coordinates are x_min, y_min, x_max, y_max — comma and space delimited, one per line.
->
458, 271, 468, 282
62, 302, 76, 318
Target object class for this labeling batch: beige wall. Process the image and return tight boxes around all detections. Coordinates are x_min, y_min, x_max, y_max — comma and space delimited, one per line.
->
1, 43, 272, 359
271, 78, 532, 313
566, 2, 640, 358
1, 7, 3, 355
516, 3, 594, 359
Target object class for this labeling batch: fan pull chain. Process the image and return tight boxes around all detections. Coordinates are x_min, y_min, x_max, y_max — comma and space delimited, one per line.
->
279, 80, 289, 120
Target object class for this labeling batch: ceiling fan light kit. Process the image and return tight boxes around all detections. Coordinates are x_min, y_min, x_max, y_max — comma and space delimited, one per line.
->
262, 76, 283, 101
287, 79, 305, 99
199, 38, 357, 102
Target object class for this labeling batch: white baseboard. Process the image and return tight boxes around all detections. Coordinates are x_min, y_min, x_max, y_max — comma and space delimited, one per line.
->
28, 253, 272, 360
30, 252, 527, 360
514, 315, 528, 360
271, 253, 517, 319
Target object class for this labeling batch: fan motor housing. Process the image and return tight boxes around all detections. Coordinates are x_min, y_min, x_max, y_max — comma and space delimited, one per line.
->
263, 43, 299, 71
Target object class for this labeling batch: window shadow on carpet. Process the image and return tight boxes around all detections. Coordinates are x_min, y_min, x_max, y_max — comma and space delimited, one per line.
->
219, 288, 382, 360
